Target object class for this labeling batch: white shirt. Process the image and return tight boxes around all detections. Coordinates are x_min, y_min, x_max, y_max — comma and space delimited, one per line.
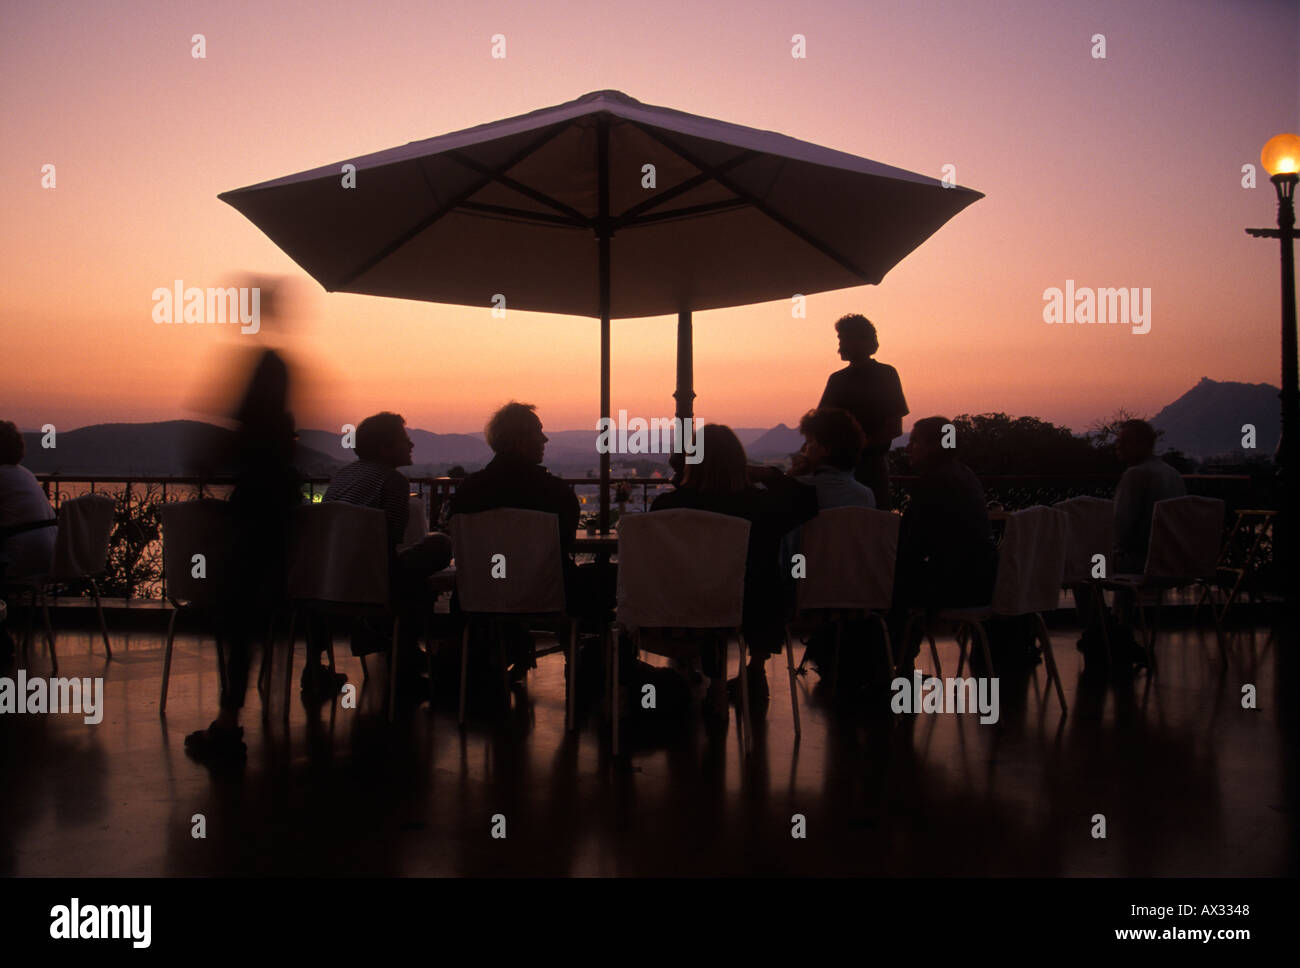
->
0, 463, 56, 577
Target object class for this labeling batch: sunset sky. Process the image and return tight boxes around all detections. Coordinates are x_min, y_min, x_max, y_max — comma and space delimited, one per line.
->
2, 0, 1297, 437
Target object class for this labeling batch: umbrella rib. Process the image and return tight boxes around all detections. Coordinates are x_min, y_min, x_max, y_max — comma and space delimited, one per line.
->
458, 200, 588, 228
334, 124, 573, 290
612, 152, 756, 226
623, 197, 750, 226
625, 120, 877, 283
446, 149, 592, 226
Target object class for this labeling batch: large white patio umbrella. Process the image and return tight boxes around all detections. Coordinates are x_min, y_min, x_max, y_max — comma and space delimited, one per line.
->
219, 90, 983, 527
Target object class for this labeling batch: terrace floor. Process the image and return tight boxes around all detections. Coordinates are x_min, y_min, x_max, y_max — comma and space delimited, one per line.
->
0, 606, 1294, 877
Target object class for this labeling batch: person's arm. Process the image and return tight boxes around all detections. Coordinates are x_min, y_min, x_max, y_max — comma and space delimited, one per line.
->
561, 485, 580, 543
817, 374, 836, 411
866, 366, 907, 452
381, 471, 411, 549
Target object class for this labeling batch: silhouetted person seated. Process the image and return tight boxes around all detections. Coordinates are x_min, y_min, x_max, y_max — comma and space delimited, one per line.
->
651, 423, 818, 705
1113, 419, 1187, 574
789, 407, 876, 509
783, 408, 876, 682
320, 411, 451, 692
450, 401, 579, 548
1077, 419, 1187, 666
0, 420, 56, 581
892, 416, 998, 672
818, 314, 909, 509
449, 402, 589, 678
0, 420, 57, 662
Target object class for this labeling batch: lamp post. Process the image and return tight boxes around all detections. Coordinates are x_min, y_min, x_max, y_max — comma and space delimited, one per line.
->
1246, 132, 1300, 598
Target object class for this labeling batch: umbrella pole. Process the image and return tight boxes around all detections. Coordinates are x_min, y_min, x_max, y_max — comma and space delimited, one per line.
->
674, 308, 695, 462
598, 119, 612, 533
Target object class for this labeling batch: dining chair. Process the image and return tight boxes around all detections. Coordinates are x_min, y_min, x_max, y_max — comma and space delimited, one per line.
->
786, 506, 900, 729
612, 509, 751, 756
451, 509, 576, 729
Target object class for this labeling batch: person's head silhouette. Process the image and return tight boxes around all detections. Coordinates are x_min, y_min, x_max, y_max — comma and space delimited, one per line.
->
486, 402, 548, 465
1116, 419, 1157, 467
834, 313, 879, 364
356, 412, 413, 469
681, 424, 748, 495
907, 416, 955, 472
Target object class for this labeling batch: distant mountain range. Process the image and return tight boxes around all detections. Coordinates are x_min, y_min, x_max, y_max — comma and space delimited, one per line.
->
17, 377, 1279, 475
20, 420, 343, 477
1151, 377, 1281, 459
19, 420, 778, 477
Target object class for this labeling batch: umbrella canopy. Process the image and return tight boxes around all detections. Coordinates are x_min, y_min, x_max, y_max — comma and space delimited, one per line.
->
219, 90, 983, 524
220, 89, 980, 316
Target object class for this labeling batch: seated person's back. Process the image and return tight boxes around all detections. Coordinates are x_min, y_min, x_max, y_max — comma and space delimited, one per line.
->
896, 417, 997, 609
651, 424, 818, 656
790, 407, 876, 510
449, 402, 579, 550
0, 420, 56, 579
1111, 419, 1187, 573
323, 411, 413, 552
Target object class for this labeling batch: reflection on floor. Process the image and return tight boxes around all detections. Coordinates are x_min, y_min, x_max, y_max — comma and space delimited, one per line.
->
0, 617, 1294, 876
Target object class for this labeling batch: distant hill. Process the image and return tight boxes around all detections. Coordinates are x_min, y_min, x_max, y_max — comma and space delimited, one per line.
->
747, 423, 804, 458
21, 420, 342, 477
1151, 377, 1280, 458
296, 428, 492, 469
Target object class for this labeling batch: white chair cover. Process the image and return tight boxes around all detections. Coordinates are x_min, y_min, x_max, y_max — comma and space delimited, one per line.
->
991, 505, 1069, 616
287, 503, 389, 606
49, 493, 116, 582
1054, 496, 1114, 585
451, 509, 565, 614
796, 506, 899, 612
616, 509, 749, 630
160, 499, 234, 607
398, 495, 429, 552
1144, 496, 1225, 582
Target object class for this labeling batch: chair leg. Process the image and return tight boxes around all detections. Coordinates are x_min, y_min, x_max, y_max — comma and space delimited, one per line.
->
831, 618, 843, 700
566, 620, 578, 731
160, 607, 180, 715
258, 612, 275, 696
901, 612, 916, 671
955, 623, 970, 677
495, 623, 509, 704
90, 578, 112, 660
426, 616, 437, 704
22, 595, 35, 667
926, 632, 941, 679
458, 622, 471, 726
1093, 584, 1112, 668
40, 592, 56, 674
736, 630, 750, 757
1213, 598, 1228, 668
282, 611, 295, 725
874, 613, 896, 678
1034, 613, 1068, 714
387, 614, 401, 723
973, 620, 994, 675
611, 623, 620, 757
784, 628, 800, 740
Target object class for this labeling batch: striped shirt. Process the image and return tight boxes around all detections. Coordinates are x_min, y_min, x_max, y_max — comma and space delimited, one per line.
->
324, 459, 410, 550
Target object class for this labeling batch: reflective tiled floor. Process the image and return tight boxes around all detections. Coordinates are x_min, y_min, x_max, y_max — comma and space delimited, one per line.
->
0, 614, 1294, 876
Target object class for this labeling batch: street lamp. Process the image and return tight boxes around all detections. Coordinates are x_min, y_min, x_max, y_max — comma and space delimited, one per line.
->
1246, 132, 1300, 598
